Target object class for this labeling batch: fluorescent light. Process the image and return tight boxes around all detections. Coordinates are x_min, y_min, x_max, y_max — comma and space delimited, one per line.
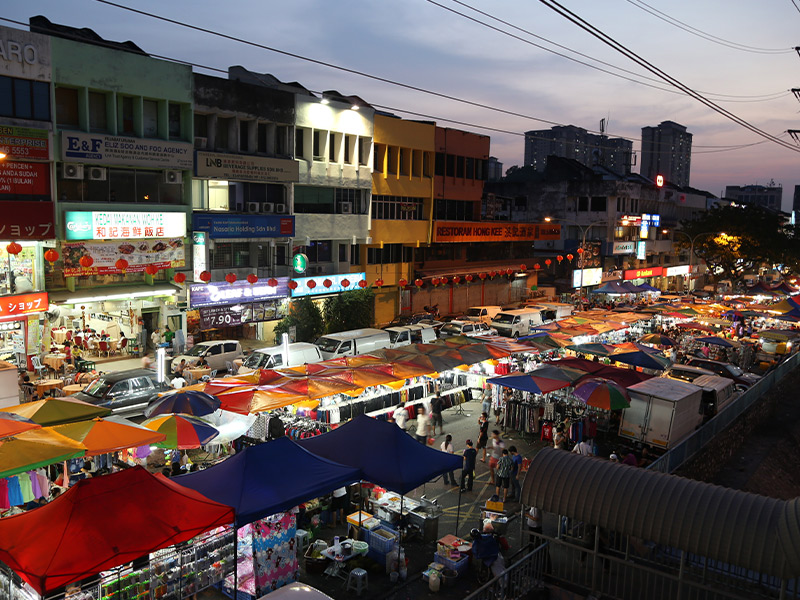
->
320, 98, 330, 105
67, 289, 177, 304
350, 104, 359, 110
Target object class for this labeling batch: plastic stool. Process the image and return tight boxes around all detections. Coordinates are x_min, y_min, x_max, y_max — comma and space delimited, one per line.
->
346, 568, 368, 596
295, 529, 310, 555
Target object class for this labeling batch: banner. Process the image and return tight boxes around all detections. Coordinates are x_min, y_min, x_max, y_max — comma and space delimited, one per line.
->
0, 201, 55, 239
65, 211, 187, 241
0, 291, 47, 320
61, 239, 185, 276
189, 278, 290, 308
61, 131, 193, 169
624, 266, 663, 280
196, 151, 299, 183
433, 221, 561, 243
192, 213, 295, 239
0, 126, 49, 160
0, 161, 50, 197
199, 300, 286, 329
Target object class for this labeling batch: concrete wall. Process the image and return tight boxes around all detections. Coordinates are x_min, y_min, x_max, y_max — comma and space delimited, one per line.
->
294, 213, 370, 242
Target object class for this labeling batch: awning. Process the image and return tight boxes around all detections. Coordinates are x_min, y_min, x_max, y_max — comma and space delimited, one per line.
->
50, 284, 181, 305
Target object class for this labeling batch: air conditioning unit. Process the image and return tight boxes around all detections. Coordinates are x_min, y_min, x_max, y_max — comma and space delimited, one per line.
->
88, 166, 107, 181
247, 202, 261, 213
340, 202, 353, 214
194, 136, 207, 149
163, 170, 182, 184
275, 203, 286, 213
62, 163, 84, 180
262, 202, 275, 213
545, 241, 555, 248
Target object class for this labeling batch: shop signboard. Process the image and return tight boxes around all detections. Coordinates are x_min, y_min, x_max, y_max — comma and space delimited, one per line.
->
0, 126, 49, 161
196, 151, 299, 183
199, 300, 287, 328
0, 201, 54, 239
0, 26, 51, 81
602, 270, 623, 282
192, 213, 295, 240
192, 232, 207, 283
624, 266, 663, 280
65, 211, 187, 241
290, 272, 366, 298
665, 265, 692, 277
61, 239, 185, 277
571, 268, 602, 288
188, 278, 290, 309
0, 291, 47, 320
61, 131, 193, 170
636, 241, 647, 260
0, 161, 50, 198
433, 221, 561, 243
612, 241, 635, 255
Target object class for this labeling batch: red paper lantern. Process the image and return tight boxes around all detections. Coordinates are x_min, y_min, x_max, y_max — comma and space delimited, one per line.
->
465, 274, 473, 283
505, 268, 513, 276
577, 247, 584, 255
489, 271, 497, 279
247, 274, 258, 285
307, 280, 316, 289
398, 278, 408, 287
479, 273, 487, 280
79, 255, 94, 269
431, 278, 440, 286
323, 278, 333, 288
545, 259, 552, 267
5, 242, 22, 256
199, 270, 212, 283
453, 276, 461, 285
115, 258, 129, 272
225, 272, 237, 285
173, 272, 186, 284
567, 253, 574, 262
414, 278, 423, 287
519, 264, 527, 272
358, 280, 367, 288
375, 279, 384, 287
341, 278, 350, 288
145, 264, 159, 276
556, 255, 563, 263
267, 278, 278, 287
44, 249, 59, 264
288, 280, 298, 290
441, 277, 449, 285
534, 263, 541, 270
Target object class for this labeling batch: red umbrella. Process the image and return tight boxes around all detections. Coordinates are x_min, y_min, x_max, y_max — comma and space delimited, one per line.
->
0, 413, 41, 439
573, 378, 630, 410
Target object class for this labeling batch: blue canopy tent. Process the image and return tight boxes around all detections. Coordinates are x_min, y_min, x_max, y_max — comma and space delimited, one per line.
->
176, 436, 362, 527
634, 282, 661, 293
591, 281, 630, 294
618, 281, 642, 293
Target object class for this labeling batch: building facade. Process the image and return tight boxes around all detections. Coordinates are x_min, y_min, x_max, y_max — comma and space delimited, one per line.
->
640, 120, 692, 187
524, 125, 632, 175
724, 183, 782, 211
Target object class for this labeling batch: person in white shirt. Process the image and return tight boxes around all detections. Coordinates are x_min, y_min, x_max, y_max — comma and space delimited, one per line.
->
572, 437, 595, 456
393, 402, 408, 431
439, 434, 457, 486
415, 406, 431, 444
171, 376, 186, 389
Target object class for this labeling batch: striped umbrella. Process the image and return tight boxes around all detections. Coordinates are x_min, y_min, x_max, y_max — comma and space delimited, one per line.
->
637, 333, 678, 347
141, 414, 219, 449
573, 378, 630, 410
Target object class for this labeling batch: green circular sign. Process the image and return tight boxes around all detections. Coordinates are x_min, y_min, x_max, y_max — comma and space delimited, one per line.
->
293, 253, 308, 274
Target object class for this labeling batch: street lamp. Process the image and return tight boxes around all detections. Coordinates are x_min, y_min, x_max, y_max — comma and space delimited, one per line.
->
664, 230, 721, 292
545, 217, 609, 306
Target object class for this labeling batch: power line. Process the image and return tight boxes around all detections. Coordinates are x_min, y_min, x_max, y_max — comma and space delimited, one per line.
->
434, 0, 789, 102
624, 0, 794, 54
791, 0, 800, 15
537, 0, 800, 154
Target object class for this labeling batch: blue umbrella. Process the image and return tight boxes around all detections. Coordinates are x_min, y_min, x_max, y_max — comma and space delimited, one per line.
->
609, 347, 671, 371
693, 336, 740, 348
144, 390, 221, 418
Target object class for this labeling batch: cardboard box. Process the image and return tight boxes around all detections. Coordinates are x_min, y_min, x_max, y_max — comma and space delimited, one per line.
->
486, 500, 504, 512
347, 511, 372, 526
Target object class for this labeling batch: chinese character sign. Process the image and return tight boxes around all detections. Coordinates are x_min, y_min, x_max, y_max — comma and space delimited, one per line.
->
61, 240, 185, 277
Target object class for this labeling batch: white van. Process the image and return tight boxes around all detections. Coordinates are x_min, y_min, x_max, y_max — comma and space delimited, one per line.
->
692, 374, 739, 419
384, 324, 437, 349
238, 342, 323, 373
464, 306, 503, 324
490, 308, 543, 338
173, 340, 243, 371
314, 328, 392, 360
535, 302, 574, 322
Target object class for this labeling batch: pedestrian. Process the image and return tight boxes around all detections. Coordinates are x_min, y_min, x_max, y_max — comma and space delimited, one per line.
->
415, 406, 431, 444
495, 388, 509, 425
164, 326, 175, 347
331, 486, 349, 528
63, 341, 73, 367
392, 401, 408, 431
477, 412, 490, 462
494, 449, 513, 502
509, 445, 523, 500
553, 425, 568, 450
481, 384, 492, 416
440, 434, 457, 487
141, 353, 153, 369
460, 439, 477, 492
572, 436, 595, 456
150, 328, 161, 350
622, 451, 638, 466
488, 430, 505, 485
430, 392, 444, 436
527, 505, 542, 535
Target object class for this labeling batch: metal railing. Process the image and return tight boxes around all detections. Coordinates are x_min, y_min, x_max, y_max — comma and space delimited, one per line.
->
463, 543, 549, 600
649, 351, 800, 474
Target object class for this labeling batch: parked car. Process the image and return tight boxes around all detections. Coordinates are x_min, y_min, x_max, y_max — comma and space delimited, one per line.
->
387, 312, 434, 327
662, 364, 716, 384
685, 358, 762, 390
73, 369, 170, 413
173, 340, 243, 371
416, 319, 446, 333
439, 320, 497, 338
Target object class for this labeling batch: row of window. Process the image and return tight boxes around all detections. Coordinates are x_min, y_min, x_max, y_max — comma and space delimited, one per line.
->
57, 168, 183, 204
0, 75, 50, 121
373, 145, 433, 178
371, 196, 425, 220
296, 129, 371, 165
194, 115, 292, 156
434, 153, 488, 181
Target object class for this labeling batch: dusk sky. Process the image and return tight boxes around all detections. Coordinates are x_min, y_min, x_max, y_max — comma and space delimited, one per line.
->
5, 0, 800, 209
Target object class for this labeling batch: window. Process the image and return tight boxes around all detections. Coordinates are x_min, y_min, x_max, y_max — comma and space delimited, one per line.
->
276, 125, 289, 156
434, 199, 474, 221
0, 76, 50, 121
577, 197, 589, 211
120, 96, 135, 135
109, 381, 130, 397
456, 156, 465, 178
367, 244, 413, 264
313, 130, 323, 160
211, 242, 250, 268
335, 188, 367, 214
387, 146, 397, 175
88, 91, 108, 133
358, 137, 370, 165
240, 120, 250, 152
143, 99, 159, 137
423, 152, 432, 177
344, 135, 352, 163
224, 342, 238, 353
295, 128, 304, 158
275, 244, 287, 266
130, 377, 152, 391
466, 157, 474, 180
590, 196, 607, 211
257, 122, 268, 153
208, 345, 223, 356
168, 103, 182, 139
338, 244, 348, 262
194, 113, 208, 138
329, 132, 337, 161
302, 240, 332, 263
371, 195, 424, 220
399, 148, 409, 176
294, 185, 335, 213
446, 154, 455, 177
350, 245, 360, 265
58, 167, 183, 204
55, 87, 79, 128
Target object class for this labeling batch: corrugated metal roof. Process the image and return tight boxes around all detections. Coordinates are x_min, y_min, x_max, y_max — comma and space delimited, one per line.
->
522, 448, 800, 578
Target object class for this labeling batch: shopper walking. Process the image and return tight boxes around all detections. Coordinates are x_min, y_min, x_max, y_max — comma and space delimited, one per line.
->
488, 430, 505, 485
415, 406, 431, 444
481, 385, 492, 416
460, 439, 477, 492
494, 449, 513, 502
439, 434, 457, 487
430, 392, 445, 436
509, 446, 523, 501
393, 401, 408, 431
477, 412, 490, 462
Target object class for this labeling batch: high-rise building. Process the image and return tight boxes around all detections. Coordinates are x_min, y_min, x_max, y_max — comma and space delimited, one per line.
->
523, 125, 632, 174
725, 184, 782, 211
640, 120, 692, 187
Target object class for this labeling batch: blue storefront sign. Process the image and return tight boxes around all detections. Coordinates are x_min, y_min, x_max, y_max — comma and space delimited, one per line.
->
189, 278, 290, 308
192, 214, 295, 239
290, 273, 366, 298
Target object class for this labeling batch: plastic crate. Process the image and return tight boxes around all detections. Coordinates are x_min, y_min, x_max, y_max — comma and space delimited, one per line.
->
367, 546, 389, 566
367, 526, 398, 553
434, 553, 469, 576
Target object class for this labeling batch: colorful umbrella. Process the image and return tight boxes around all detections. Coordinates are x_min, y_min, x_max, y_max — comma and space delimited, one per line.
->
674, 322, 715, 333
53, 417, 167, 456
566, 343, 617, 356
693, 336, 740, 348
141, 414, 219, 449
609, 348, 671, 371
0, 397, 111, 426
0, 428, 86, 479
0, 413, 41, 439
144, 390, 222, 418
486, 371, 572, 394
637, 334, 678, 347
573, 378, 631, 410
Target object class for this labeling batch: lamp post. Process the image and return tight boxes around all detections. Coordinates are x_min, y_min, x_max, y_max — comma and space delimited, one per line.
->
664, 230, 720, 292
545, 217, 608, 306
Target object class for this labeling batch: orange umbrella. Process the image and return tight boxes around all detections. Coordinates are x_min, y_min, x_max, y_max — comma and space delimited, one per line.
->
53, 417, 167, 456
0, 428, 86, 479
0, 398, 111, 426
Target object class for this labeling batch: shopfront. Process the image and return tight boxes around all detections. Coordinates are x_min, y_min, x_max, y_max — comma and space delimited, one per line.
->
0, 291, 48, 367
623, 266, 664, 290
664, 264, 693, 292
187, 278, 291, 344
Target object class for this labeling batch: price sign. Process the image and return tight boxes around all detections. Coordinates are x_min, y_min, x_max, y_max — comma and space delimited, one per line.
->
199, 306, 242, 329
